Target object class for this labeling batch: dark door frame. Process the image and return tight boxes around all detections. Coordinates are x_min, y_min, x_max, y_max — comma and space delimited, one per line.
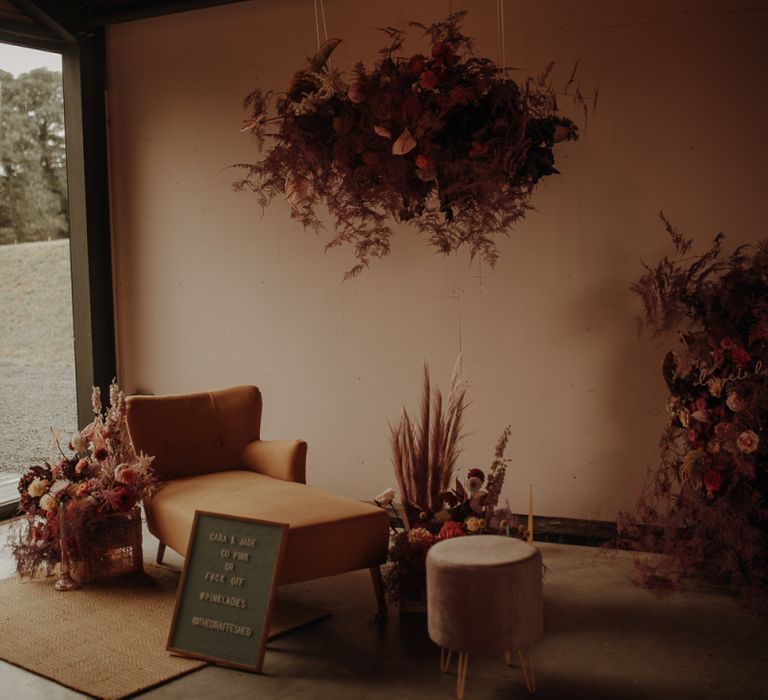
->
2, 0, 250, 422
1, 9, 116, 426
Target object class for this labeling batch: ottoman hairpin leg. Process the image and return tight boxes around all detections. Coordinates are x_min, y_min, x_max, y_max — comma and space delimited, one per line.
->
505, 649, 535, 693
441, 649, 470, 699
440, 648, 453, 672
456, 652, 469, 700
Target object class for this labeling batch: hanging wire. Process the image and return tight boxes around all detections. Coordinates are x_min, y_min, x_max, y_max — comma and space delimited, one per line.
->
496, 0, 507, 80
313, 0, 333, 68
313, 0, 322, 49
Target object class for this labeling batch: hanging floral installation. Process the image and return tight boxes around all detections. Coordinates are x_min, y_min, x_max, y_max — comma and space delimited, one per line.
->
234, 12, 582, 278
618, 215, 768, 613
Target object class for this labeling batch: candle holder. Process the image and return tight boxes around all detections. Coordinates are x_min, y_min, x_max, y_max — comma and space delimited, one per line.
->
55, 500, 80, 592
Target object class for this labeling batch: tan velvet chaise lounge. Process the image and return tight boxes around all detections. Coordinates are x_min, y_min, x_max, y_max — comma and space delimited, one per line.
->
125, 385, 389, 612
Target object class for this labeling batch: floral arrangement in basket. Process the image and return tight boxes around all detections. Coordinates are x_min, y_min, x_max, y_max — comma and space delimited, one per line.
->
618, 215, 768, 613
234, 11, 581, 278
9, 381, 158, 579
377, 362, 526, 605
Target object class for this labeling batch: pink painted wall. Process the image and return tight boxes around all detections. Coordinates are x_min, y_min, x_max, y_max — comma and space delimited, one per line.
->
106, 0, 768, 520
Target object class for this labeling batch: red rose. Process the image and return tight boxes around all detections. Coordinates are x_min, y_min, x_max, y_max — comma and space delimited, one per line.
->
731, 346, 751, 366
419, 70, 438, 90
687, 429, 699, 444
401, 95, 423, 122
720, 337, 734, 349
694, 397, 707, 410
415, 154, 433, 170
469, 140, 488, 157
439, 521, 465, 540
407, 54, 426, 75
431, 41, 456, 64
703, 468, 722, 493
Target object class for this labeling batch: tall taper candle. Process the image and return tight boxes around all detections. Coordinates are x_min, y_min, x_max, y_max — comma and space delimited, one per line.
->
527, 484, 534, 545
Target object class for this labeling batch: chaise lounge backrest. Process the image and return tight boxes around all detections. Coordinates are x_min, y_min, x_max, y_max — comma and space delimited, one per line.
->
126, 385, 264, 480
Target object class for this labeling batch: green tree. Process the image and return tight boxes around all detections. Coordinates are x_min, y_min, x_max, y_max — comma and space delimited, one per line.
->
0, 67, 67, 244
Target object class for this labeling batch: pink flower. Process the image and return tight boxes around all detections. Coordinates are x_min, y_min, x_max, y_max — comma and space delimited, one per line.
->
736, 430, 759, 454
439, 521, 465, 539
75, 480, 95, 498
419, 70, 438, 90
75, 458, 89, 475
407, 527, 437, 548
726, 392, 745, 413
347, 80, 365, 104
115, 464, 139, 485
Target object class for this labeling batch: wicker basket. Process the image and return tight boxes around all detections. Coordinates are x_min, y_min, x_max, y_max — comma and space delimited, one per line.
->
71, 506, 143, 583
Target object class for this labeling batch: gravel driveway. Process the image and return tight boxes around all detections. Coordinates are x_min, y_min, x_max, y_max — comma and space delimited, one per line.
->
0, 240, 77, 474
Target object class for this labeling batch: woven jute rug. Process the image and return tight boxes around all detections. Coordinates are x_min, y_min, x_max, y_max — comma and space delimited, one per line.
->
0, 564, 330, 699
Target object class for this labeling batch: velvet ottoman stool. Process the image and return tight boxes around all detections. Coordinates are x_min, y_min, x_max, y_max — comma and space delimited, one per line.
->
426, 535, 543, 698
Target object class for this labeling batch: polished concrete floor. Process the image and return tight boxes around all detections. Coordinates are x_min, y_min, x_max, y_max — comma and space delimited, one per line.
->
0, 523, 766, 700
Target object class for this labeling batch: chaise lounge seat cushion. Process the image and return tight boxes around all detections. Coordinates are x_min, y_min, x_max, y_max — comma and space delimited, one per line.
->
144, 469, 388, 585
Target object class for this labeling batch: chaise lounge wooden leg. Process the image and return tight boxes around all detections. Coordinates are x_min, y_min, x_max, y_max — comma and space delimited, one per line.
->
369, 565, 387, 619
156, 542, 166, 565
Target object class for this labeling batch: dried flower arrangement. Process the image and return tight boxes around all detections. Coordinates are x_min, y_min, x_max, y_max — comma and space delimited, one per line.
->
379, 361, 525, 605
234, 11, 580, 278
9, 381, 159, 579
618, 215, 768, 612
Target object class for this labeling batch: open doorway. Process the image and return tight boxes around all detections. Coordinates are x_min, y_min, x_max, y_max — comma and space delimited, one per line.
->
0, 42, 75, 505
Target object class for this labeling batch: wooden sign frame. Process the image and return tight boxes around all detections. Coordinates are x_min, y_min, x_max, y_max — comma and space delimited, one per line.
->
167, 511, 288, 672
